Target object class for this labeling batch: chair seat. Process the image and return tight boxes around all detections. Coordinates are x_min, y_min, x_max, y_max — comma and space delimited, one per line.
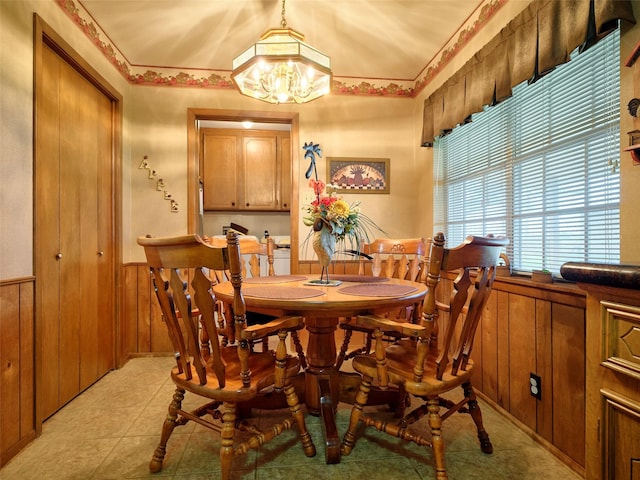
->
351, 339, 475, 397
172, 347, 302, 403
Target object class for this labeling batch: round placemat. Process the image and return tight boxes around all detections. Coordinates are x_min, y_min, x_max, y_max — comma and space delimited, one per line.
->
244, 275, 307, 284
330, 274, 390, 283
243, 286, 325, 299
338, 283, 418, 297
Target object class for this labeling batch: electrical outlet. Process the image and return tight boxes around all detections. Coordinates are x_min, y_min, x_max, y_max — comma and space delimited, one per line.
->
529, 373, 542, 400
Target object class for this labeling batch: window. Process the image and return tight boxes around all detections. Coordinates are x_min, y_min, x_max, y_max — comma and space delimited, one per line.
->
433, 30, 620, 275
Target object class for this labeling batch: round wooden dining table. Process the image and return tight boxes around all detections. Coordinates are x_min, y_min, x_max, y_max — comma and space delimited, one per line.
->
212, 273, 427, 463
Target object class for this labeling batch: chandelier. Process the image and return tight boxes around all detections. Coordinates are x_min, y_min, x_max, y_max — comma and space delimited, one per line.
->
231, 0, 332, 104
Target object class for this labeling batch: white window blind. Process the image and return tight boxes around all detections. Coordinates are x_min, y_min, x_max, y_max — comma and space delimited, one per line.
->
433, 30, 620, 275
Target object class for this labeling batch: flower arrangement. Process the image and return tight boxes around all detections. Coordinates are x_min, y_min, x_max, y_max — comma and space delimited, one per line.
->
303, 178, 369, 245
302, 142, 382, 284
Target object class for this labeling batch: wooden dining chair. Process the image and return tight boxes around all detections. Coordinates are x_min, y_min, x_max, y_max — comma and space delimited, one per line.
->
204, 234, 274, 279
340, 232, 508, 480
203, 235, 305, 364
137, 232, 316, 479
336, 237, 428, 369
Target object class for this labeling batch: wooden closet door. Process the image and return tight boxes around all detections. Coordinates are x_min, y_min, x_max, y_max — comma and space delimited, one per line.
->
36, 43, 115, 419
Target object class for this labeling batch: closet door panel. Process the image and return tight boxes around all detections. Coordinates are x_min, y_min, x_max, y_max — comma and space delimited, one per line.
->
38, 45, 63, 418
96, 91, 115, 375
57, 58, 84, 406
77, 73, 100, 392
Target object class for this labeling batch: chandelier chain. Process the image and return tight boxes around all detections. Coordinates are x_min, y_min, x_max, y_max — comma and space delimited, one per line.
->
281, 0, 287, 28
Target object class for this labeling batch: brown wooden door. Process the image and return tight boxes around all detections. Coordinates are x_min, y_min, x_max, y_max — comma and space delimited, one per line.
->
35, 42, 115, 419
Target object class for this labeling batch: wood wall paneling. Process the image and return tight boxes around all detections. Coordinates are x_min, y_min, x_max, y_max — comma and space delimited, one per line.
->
1, 284, 21, 453
551, 302, 585, 466
534, 299, 553, 443
507, 294, 537, 431
475, 280, 586, 474
496, 290, 510, 409
120, 263, 178, 361
480, 291, 499, 401
121, 264, 139, 362
136, 264, 152, 353
0, 280, 35, 467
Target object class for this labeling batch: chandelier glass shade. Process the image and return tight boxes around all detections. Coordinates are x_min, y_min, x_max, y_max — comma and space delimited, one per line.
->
231, 15, 332, 104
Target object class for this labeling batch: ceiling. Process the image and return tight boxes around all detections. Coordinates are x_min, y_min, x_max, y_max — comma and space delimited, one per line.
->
79, 0, 485, 82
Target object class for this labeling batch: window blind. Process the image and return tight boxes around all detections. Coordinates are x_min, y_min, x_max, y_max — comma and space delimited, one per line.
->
433, 30, 620, 275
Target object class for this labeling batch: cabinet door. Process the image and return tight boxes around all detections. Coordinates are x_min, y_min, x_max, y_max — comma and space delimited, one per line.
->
279, 135, 291, 211
202, 130, 238, 210
242, 134, 278, 210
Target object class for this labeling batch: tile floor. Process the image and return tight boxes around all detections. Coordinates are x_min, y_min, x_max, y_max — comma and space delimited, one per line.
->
0, 356, 583, 480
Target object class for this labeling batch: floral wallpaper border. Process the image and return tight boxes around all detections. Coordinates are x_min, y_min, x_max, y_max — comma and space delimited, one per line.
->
56, 0, 506, 99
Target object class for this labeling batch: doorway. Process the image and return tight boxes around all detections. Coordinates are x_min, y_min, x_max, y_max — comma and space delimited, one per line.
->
187, 109, 300, 271
33, 16, 122, 421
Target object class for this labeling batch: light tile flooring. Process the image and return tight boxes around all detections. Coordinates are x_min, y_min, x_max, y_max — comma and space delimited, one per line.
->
0, 356, 583, 480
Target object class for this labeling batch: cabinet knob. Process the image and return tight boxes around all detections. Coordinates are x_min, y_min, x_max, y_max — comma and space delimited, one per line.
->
231, 202, 235, 206
246, 203, 250, 207
55, 252, 63, 260
98, 251, 104, 256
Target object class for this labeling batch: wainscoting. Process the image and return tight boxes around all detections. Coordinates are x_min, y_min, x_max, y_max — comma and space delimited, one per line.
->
1, 264, 586, 473
0, 278, 36, 467
472, 278, 586, 475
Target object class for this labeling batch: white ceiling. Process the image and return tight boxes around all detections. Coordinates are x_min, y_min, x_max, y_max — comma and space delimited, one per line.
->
79, 0, 484, 81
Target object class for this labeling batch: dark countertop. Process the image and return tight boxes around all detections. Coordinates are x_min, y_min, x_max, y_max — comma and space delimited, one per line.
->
560, 262, 640, 290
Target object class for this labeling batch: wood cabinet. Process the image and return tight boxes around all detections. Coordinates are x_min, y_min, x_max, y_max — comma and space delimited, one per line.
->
561, 263, 640, 480
201, 128, 291, 211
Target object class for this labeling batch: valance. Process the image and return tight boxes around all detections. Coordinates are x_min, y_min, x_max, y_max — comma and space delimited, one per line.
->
421, 0, 636, 146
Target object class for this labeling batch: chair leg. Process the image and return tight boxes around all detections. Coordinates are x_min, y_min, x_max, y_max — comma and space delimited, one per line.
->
149, 387, 184, 473
390, 384, 410, 418
220, 402, 237, 480
341, 375, 371, 455
427, 397, 448, 480
291, 330, 307, 369
463, 382, 493, 454
336, 328, 353, 370
284, 380, 316, 457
